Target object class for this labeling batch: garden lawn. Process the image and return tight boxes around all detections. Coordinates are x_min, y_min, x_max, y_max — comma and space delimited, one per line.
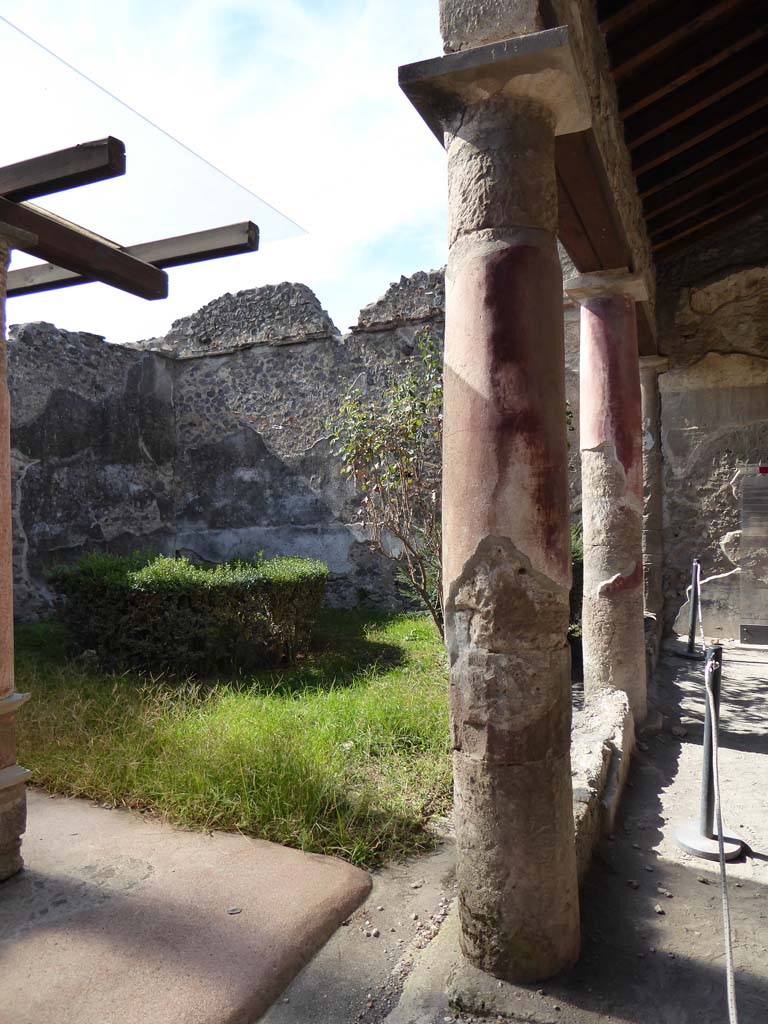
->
15, 611, 450, 868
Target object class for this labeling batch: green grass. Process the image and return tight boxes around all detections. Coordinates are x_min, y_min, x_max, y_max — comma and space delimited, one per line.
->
15, 611, 451, 868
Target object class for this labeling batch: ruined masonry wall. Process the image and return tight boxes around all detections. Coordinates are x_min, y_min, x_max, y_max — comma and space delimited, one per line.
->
10, 203, 768, 633
8, 273, 446, 618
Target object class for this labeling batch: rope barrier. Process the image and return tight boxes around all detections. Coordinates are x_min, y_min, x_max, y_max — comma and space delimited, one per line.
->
675, 562, 741, 1023
704, 652, 739, 1024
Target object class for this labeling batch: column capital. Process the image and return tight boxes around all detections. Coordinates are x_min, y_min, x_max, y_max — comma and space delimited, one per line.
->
565, 268, 648, 304
639, 355, 669, 374
399, 25, 591, 145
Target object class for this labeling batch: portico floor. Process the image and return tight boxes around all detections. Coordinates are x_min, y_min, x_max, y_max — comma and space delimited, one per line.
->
266, 644, 768, 1024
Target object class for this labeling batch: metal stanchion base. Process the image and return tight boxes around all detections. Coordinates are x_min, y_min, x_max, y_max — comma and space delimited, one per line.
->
671, 648, 705, 661
674, 821, 744, 861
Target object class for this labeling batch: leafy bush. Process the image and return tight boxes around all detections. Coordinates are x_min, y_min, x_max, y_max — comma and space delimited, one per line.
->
47, 552, 328, 675
328, 328, 443, 636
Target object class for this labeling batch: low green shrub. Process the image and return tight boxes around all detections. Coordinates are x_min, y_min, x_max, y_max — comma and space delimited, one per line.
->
47, 552, 328, 675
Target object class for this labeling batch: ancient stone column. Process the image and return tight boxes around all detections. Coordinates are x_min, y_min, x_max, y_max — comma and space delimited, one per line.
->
567, 271, 648, 722
442, 99, 582, 985
400, 6, 592, 983
640, 356, 668, 667
0, 235, 31, 881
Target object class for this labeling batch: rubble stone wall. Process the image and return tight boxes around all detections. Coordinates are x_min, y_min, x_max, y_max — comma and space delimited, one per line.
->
656, 206, 768, 636
8, 275, 445, 619
20, 206, 767, 638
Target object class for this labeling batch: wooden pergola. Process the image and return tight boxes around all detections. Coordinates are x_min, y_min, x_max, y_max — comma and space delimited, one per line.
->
0, 136, 259, 297
0, 136, 260, 881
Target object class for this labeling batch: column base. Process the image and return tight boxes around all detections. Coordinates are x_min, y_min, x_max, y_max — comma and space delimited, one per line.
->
0, 781, 28, 881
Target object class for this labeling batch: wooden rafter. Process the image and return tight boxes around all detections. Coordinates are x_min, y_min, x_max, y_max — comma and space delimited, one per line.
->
597, 0, 662, 37
0, 197, 168, 300
648, 171, 768, 239
652, 189, 768, 253
0, 138, 125, 203
608, 0, 747, 83
637, 113, 768, 199
7, 222, 259, 297
624, 44, 767, 150
643, 142, 768, 221
616, 16, 765, 118
631, 79, 768, 177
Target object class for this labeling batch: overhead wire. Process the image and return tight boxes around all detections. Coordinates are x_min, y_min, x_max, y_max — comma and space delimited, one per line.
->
0, 12, 304, 234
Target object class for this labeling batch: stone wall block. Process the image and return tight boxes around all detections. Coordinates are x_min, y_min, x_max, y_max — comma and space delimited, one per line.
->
440, 0, 545, 52
659, 351, 768, 633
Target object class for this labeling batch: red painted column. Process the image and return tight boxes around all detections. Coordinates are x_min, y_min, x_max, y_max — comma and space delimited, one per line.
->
443, 96, 580, 983
570, 276, 647, 721
0, 238, 30, 881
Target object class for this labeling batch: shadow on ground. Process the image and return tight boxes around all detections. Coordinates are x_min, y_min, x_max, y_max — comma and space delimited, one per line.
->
533, 645, 768, 1023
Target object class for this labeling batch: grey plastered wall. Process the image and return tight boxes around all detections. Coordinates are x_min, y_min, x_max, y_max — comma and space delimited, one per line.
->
8, 274, 446, 619
656, 204, 768, 636
8, 324, 176, 618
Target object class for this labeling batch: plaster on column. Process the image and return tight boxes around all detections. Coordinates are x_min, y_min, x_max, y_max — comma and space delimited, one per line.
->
567, 271, 648, 722
639, 356, 668, 668
443, 95, 581, 983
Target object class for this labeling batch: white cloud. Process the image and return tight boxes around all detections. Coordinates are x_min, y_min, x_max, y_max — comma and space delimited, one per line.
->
2, 0, 446, 341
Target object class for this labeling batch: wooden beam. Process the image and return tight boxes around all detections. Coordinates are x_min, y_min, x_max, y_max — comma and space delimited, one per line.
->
556, 176, 602, 271
609, 0, 747, 83
0, 198, 168, 300
631, 79, 768, 177
617, 16, 765, 118
7, 222, 259, 297
0, 221, 37, 250
0, 138, 126, 203
637, 113, 768, 199
651, 187, 768, 253
644, 142, 768, 221
555, 131, 629, 271
553, 131, 657, 356
624, 45, 767, 150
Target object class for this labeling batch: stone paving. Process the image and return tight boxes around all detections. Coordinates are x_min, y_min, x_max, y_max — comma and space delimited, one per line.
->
0, 790, 370, 1024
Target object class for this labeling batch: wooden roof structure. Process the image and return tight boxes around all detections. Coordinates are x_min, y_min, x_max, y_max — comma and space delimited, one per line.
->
0, 137, 259, 300
598, 0, 767, 256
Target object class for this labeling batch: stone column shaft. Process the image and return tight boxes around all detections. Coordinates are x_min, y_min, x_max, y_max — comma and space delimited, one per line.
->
0, 237, 30, 881
444, 96, 579, 983
571, 279, 647, 721
640, 357, 668, 666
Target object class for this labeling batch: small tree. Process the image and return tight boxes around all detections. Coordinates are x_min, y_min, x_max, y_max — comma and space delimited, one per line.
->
328, 329, 444, 637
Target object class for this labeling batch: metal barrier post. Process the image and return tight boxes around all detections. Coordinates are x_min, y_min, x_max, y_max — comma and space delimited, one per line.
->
687, 558, 701, 655
675, 557, 705, 660
675, 645, 744, 861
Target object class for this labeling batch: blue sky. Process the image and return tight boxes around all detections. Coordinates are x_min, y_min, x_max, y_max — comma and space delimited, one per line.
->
2, 0, 446, 341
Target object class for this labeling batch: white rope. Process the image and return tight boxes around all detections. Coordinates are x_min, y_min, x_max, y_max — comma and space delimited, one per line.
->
704, 656, 739, 1024
690, 556, 740, 1024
